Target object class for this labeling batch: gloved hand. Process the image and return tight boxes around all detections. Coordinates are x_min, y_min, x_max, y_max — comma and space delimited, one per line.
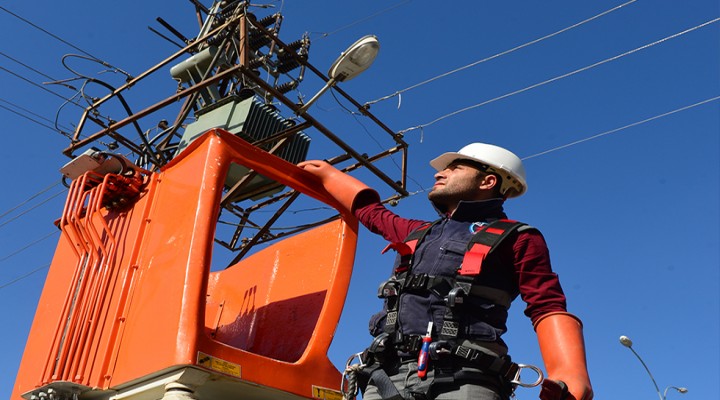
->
297, 160, 375, 213
535, 312, 594, 400
539, 379, 568, 400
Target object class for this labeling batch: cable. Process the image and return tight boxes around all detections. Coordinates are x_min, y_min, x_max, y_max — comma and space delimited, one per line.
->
522, 96, 720, 160
365, 0, 637, 107
0, 263, 50, 291
0, 50, 58, 82
398, 17, 720, 136
0, 189, 66, 229
0, 180, 62, 221
329, 89, 426, 192
0, 65, 85, 109
0, 5, 132, 79
0, 103, 66, 134
0, 98, 74, 133
309, 0, 412, 39
0, 231, 59, 264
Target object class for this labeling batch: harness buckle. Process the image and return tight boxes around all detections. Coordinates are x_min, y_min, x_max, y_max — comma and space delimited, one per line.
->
428, 341, 452, 360
377, 280, 400, 298
510, 363, 544, 388
445, 287, 466, 307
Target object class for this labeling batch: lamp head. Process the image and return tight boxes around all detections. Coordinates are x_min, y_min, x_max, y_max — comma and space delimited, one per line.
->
619, 335, 633, 348
327, 35, 380, 82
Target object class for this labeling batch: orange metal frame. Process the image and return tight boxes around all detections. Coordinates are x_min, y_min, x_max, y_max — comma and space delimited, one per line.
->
13, 129, 358, 399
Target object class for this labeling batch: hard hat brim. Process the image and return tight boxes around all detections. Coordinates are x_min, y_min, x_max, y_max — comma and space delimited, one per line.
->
429, 152, 479, 171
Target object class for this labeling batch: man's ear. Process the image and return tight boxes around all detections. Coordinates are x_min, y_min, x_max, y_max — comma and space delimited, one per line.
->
479, 174, 499, 191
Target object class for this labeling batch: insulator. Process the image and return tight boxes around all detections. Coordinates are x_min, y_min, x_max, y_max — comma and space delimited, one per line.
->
247, 57, 266, 70
276, 59, 300, 74
275, 80, 298, 94
207, 29, 230, 47
257, 14, 278, 28
285, 38, 305, 52
248, 31, 272, 50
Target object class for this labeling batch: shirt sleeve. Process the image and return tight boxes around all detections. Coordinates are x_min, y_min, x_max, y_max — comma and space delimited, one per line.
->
353, 190, 428, 243
513, 229, 568, 324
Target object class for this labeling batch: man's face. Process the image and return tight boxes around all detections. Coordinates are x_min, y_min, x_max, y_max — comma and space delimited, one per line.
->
428, 161, 486, 212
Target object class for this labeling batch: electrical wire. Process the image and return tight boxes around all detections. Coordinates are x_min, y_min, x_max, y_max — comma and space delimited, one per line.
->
0, 50, 58, 82
0, 103, 66, 135
521, 95, 720, 160
329, 89, 426, 192
0, 5, 132, 79
0, 98, 74, 134
0, 181, 62, 221
309, 0, 412, 40
0, 263, 50, 291
365, 0, 637, 107
0, 65, 85, 109
0, 189, 66, 229
398, 17, 720, 136
0, 231, 58, 264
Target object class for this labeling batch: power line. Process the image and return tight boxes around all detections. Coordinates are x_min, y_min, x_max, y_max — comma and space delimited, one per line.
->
0, 189, 66, 229
0, 5, 131, 78
0, 263, 49, 290
0, 65, 84, 109
0, 98, 74, 134
0, 50, 58, 82
398, 17, 720, 136
397, 95, 720, 198
309, 0, 412, 39
365, 0, 637, 107
0, 103, 65, 134
0, 231, 58, 264
521, 96, 720, 160
0, 180, 62, 221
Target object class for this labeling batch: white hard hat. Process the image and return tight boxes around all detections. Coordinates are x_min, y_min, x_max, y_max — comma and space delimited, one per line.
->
429, 142, 528, 197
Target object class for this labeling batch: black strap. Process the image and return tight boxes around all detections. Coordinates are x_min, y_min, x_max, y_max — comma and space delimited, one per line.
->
360, 365, 406, 400
451, 345, 519, 381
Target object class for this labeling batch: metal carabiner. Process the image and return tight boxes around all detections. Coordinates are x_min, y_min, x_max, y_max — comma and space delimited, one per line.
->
510, 363, 544, 388
344, 351, 367, 370
341, 352, 368, 399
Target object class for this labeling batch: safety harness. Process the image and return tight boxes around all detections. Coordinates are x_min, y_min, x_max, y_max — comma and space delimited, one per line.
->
343, 219, 544, 400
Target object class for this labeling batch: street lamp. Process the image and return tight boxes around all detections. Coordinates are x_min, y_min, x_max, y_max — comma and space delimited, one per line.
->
296, 35, 380, 114
619, 335, 688, 400
663, 386, 688, 398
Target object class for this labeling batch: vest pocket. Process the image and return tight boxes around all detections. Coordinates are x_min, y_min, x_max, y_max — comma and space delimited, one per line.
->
430, 239, 467, 274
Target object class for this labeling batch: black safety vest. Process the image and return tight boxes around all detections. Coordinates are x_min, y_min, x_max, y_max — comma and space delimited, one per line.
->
374, 219, 531, 350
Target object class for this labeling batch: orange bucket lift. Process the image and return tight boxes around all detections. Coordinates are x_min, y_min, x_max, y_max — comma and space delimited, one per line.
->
13, 3, 410, 398
13, 130, 358, 400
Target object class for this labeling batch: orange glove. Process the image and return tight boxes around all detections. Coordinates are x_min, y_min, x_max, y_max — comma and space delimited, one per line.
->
535, 312, 594, 400
297, 160, 375, 213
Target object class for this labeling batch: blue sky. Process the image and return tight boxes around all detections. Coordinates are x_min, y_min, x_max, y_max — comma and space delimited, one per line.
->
1, 1, 718, 399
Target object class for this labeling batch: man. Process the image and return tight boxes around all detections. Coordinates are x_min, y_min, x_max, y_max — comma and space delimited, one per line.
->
299, 143, 593, 400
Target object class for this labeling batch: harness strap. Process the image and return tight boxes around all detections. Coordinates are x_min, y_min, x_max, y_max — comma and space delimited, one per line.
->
459, 219, 527, 276
389, 273, 513, 309
382, 221, 439, 274
366, 366, 406, 400
450, 344, 519, 381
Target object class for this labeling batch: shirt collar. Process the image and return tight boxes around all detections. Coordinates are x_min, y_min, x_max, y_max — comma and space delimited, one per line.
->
442, 198, 507, 222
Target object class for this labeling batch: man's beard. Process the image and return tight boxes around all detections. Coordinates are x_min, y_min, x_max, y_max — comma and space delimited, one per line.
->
427, 182, 480, 214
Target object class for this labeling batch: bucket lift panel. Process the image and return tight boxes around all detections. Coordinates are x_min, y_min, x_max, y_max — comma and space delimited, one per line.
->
13, 129, 357, 400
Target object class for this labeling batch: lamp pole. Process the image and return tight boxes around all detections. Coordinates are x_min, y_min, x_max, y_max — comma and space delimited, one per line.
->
619, 336, 688, 400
